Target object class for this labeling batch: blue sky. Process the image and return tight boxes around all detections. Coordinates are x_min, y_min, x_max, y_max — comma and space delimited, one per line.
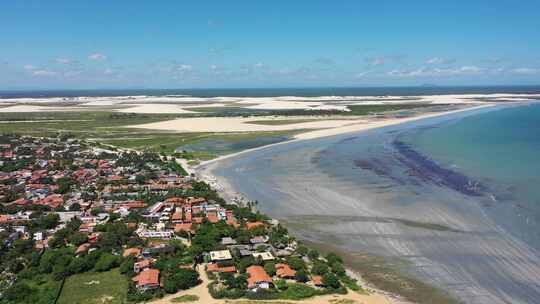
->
1, 0, 540, 89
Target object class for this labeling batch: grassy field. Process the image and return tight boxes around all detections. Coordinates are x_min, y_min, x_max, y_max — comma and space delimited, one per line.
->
0, 103, 451, 158
0, 111, 299, 157
57, 268, 129, 304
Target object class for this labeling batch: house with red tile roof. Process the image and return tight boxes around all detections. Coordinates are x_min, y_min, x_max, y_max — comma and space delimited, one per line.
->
174, 223, 194, 234
311, 275, 325, 287
276, 263, 296, 279
165, 197, 186, 205
0, 215, 11, 224
123, 247, 141, 258
132, 268, 160, 291
207, 262, 237, 273
171, 211, 183, 222
120, 200, 146, 210
187, 197, 206, 205
246, 221, 265, 230
246, 265, 272, 290
207, 211, 219, 223
75, 243, 91, 255
38, 194, 64, 209
12, 198, 31, 206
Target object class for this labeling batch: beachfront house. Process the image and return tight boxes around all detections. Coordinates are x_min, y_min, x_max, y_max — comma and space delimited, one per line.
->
246, 265, 272, 290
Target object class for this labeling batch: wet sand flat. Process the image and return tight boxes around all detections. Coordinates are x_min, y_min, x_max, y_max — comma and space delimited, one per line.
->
204, 107, 540, 304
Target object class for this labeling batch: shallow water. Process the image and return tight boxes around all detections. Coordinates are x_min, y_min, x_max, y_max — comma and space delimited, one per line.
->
208, 104, 540, 304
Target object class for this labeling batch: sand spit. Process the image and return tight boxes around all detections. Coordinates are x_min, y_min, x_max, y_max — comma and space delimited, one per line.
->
128, 116, 363, 132
116, 103, 197, 114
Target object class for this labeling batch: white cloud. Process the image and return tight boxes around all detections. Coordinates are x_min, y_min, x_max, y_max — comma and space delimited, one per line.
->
88, 53, 107, 61
23, 64, 37, 70
459, 65, 482, 73
104, 68, 114, 75
55, 58, 72, 64
510, 68, 540, 75
32, 70, 57, 76
177, 64, 192, 71
426, 57, 455, 65
254, 62, 265, 68
388, 66, 484, 77
354, 71, 369, 78
210, 65, 218, 70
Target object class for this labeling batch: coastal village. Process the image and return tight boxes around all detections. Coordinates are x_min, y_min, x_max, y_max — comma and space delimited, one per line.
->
0, 133, 365, 303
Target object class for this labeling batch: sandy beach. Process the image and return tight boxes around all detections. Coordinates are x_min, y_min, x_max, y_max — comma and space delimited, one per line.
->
150, 265, 401, 304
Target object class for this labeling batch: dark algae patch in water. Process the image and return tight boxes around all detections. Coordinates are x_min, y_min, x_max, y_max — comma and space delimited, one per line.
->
352, 138, 487, 196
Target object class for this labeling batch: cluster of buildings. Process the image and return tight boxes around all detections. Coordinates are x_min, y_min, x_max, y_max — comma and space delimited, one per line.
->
0, 135, 190, 223
0, 135, 346, 297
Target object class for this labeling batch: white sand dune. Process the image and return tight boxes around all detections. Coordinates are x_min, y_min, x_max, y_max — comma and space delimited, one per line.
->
0, 105, 82, 112
183, 103, 228, 108
0, 94, 540, 114
116, 104, 197, 114
1, 93, 539, 114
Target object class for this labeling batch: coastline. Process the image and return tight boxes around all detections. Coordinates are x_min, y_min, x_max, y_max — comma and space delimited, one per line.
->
198, 101, 540, 304
193, 104, 497, 303
196, 103, 495, 170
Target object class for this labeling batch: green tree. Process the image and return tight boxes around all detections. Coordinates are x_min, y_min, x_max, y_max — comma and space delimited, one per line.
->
286, 256, 306, 271
40, 213, 60, 229
68, 232, 88, 246
3, 282, 35, 302
68, 257, 89, 273
94, 253, 119, 272
311, 261, 329, 275
135, 175, 147, 184
322, 272, 341, 289
307, 249, 320, 260
331, 262, 346, 276
120, 256, 135, 274
163, 268, 199, 293
264, 262, 276, 276
69, 203, 81, 211
296, 245, 309, 256
274, 279, 287, 290
325, 253, 343, 265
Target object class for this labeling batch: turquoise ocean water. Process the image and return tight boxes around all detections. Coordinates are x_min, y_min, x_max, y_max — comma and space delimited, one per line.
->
400, 102, 540, 245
